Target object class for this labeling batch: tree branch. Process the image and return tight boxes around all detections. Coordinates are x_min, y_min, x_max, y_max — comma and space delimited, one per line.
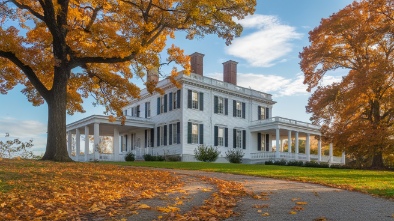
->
0, 50, 49, 100
72, 52, 137, 68
9, 0, 45, 21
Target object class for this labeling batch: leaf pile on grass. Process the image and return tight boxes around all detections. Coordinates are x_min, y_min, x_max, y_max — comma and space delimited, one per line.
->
0, 159, 183, 220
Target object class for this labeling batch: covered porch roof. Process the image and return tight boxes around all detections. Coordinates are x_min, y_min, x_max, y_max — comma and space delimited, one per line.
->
66, 115, 155, 136
249, 117, 321, 136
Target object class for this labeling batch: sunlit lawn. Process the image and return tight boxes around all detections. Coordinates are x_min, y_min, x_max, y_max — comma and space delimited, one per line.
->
111, 161, 394, 199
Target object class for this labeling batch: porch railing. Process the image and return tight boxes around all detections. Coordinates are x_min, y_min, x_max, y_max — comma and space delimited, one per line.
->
249, 152, 343, 164
250, 117, 320, 130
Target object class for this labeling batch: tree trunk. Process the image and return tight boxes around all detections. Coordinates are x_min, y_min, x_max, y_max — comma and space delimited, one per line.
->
42, 67, 72, 162
370, 150, 384, 169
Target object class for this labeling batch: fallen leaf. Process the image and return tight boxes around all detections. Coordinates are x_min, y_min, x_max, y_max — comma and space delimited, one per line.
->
289, 210, 297, 215
35, 209, 45, 216
137, 204, 151, 209
296, 202, 308, 205
292, 206, 304, 211
262, 212, 270, 216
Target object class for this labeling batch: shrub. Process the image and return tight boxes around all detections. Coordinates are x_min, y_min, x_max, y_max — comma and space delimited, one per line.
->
225, 149, 245, 163
304, 161, 330, 168
124, 152, 135, 162
273, 159, 287, 166
165, 155, 182, 162
156, 155, 165, 161
287, 160, 304, 166
143, 154, 154, 161
265, 160, 274, 165
194, 145, 220, 162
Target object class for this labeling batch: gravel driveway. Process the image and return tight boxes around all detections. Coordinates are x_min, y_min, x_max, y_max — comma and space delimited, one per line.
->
127, 167, 394, 221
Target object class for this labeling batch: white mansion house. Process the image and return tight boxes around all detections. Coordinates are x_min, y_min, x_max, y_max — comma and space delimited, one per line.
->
66, 52, 345, 164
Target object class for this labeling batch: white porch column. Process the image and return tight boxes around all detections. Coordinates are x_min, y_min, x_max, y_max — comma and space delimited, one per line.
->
84, 126, 89, 161
94, 123, 100, 160
67, 131, 72, 156
306, 133, 310, 161
113, 127, 120, 161
295, 131, 299, 160
318, 136, 322, 162
288, 130, 292, 154
75, 128, 80, 161
275, 128, 280, 159
342, 151, 346, 164
329, 143, 333, 164
127, 133, 132, 152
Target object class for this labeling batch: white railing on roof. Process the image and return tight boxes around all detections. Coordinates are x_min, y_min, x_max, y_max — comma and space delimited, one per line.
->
249, 152, 343, 164
251, 117, 320, 130
183, 73, 272, 100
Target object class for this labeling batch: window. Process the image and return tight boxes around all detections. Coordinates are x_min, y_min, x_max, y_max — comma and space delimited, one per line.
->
169, 122, 180, 145
233, 129, 246, 149
258, 133, 270, 151
145, 102, 151, 118
258, 106, 269, 120
188, 122, 203, 144
156, 125, 167, 146
145, 129, 154, 147
131, 105, 140, 117
173, 92, 177, 109
214, 96, 228, 115
157, 95, 168, 115
121, 135, 127, 152
233, 100, 245, 118
188, 90, 203, 111
214, 126, 228, 147
160, 96, 165, 113
124, 109, 128, 116
172, 123, 177, 144
169, 90, 181, 111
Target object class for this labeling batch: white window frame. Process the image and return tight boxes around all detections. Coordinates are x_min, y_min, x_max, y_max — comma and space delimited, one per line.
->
235, 130, 242, 148
236, 101, 242, 118
260, 133, 266, 151
172, 123, 177, 144
146, 102, 151, 118
191, 123, 199, 144
160, 96, 165, 114
173, 92, 177, 110
260, 106, 266, 120
146, 130, 152, 147
160, 125, 164, 146
218, 127, 224, 146
192, 91, 199, 110
218, 97, 224, 114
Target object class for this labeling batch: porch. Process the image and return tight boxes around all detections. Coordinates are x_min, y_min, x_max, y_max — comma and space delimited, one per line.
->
248, 117, 345, 165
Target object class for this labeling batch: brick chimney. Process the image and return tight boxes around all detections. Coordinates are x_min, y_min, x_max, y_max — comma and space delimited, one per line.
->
223, 60, 238, 85
147, 67, 159, 83
190, 52, 204, 76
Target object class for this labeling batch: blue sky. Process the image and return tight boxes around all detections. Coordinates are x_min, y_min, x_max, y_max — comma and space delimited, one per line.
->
0, 0, 354, 154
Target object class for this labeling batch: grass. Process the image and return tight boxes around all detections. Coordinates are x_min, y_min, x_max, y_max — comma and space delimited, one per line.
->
109, 161, 394, 199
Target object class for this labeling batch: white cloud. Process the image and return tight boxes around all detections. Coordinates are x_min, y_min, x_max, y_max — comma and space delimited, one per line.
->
207, 72, 343, 97
0, 117, 47, 154
227, 14, 302, 67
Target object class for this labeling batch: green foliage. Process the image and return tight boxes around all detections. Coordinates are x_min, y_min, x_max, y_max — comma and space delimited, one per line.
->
304, 161, 329, 168
287, 160, 304, 166
124, 152, 135, 162
225, 149, 245, 163
194, 145, 220, 162
143, 154, 165, 162
0, 139, 35, 159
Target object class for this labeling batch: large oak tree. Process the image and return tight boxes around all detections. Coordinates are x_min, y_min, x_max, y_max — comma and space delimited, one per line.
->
300, 0, 394, 168
0, 0, 255, 161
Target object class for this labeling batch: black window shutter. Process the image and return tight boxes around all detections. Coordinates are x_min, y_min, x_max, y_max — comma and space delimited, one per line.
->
157, 127, 160, 146
266, 107, 269, 119
137, 105, 140, 117
169, 124, 173, 145
233, 129, 236, 148
187, 90, 192, 108
225, 98, 228, 115
177, 90, 181, 109
145, 102, 148, 118
177, 122, 181, 144
164, 125, 167, 146
214, 126, 218, 146
157, 97, 160, 115
257, 132, 261, 151
266, 134, 270, 151
169, 93, 173, 111
187, 122, 192, 144
199, 92, 204, 111
242, 102, 246, 119
199, 124, 204, 144
150, 128, 154, 147
164, 94, 168, 113
258, 106, 261, 120
144, 130, 147, 148
242, 130, 246, 149
225, 128, 228, 147
233, 100, 236, 117
214, 96, 218, 114
125, 135, 128, 151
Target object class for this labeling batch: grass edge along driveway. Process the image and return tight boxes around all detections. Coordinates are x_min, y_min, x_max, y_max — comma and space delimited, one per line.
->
110, 161, 394, 199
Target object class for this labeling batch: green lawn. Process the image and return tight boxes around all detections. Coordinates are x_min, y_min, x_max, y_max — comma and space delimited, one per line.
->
110, 161, 394, 199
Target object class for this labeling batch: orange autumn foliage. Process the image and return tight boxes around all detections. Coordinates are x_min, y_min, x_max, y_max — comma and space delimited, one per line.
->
299, 0, 394, 168
0, 0, 256, 161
